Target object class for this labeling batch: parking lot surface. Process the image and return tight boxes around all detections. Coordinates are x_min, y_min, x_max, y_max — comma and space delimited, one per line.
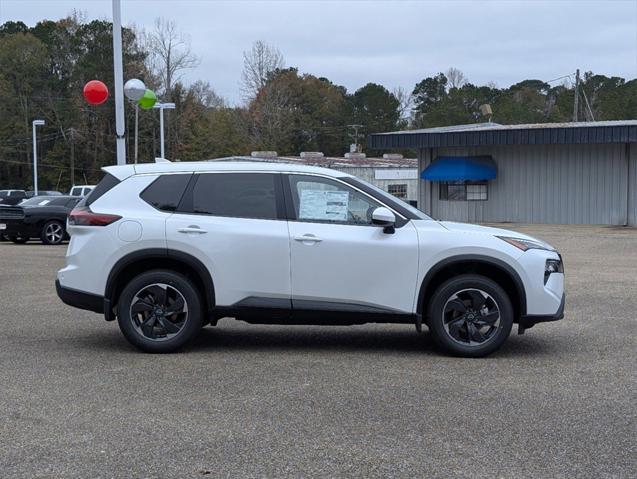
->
0, 224, 635, 478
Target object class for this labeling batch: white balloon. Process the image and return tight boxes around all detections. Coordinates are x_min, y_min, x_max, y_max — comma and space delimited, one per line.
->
124, 79, 146, 101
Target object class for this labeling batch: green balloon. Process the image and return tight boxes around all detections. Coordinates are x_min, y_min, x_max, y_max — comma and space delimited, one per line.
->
138, 89, 157, 110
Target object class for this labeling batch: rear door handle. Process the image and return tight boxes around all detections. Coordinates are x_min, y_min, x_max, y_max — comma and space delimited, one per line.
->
294, 234, 322, 243
178, 226, 207, 234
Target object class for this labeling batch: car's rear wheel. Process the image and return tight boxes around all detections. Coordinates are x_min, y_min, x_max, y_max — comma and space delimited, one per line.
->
8, 235, 28, 244
427, 274, 513, 357
41, 220, 65, 245
117, 270, 203, 353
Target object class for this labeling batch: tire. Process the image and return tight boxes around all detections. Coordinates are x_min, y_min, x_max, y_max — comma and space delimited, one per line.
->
9, 235, 28, 244
41, 220, 65, 245
427, 274, 513, 357
117, 270, 203, 353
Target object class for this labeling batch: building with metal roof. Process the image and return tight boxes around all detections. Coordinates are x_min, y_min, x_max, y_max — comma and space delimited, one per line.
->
369, 120, 637, 225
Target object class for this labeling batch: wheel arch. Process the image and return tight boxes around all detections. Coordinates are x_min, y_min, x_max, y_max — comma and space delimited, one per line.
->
417, 255, 527, 322
104, 249, 215, 321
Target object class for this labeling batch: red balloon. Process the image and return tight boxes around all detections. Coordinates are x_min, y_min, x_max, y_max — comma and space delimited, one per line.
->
83, 80, 109, 105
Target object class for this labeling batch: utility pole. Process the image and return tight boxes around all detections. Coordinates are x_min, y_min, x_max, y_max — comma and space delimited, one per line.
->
572, 69, 580, 122
347, 124, 364, 152
69, 128, 76, 187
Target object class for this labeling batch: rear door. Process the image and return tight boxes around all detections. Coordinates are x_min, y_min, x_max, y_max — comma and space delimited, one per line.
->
165, 172, 291, 308
285, 174, 419, 314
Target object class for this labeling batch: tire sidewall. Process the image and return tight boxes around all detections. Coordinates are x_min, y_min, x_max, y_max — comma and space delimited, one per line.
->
41, 220, 64, 245
117, 270, 203, 353
428, 274, 513, 357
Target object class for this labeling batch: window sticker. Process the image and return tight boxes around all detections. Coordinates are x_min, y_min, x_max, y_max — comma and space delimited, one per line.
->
299, 190, 349, 221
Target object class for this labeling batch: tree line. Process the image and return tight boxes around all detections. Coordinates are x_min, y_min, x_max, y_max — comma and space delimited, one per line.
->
0, 15, 635, 190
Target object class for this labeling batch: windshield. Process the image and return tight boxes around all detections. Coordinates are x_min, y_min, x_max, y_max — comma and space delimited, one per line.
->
346, 177, 431, 220
20, 197, 53, 206
0, 191, 8, 198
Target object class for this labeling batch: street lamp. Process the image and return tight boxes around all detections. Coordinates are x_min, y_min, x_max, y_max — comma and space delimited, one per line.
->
32, 119, 45, 196
153, 102, 175, 159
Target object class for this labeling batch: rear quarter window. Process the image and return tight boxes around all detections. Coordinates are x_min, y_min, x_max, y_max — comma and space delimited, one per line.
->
140, 174, 192, 212
86, 174, 120, 206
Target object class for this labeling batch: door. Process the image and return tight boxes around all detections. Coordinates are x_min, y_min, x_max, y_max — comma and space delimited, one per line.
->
166, 172, 291, 307
286, 174, 419, 314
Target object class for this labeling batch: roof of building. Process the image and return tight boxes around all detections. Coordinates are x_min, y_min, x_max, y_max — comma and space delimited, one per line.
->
215, 155, 418, 168
369, 120, 637, 149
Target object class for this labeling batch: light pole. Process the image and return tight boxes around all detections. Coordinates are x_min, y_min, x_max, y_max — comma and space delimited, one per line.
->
153, 102, 175, 159
112, 0, 126, 165
32, 120, 45, 196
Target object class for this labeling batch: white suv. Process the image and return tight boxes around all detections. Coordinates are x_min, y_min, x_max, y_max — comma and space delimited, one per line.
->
56, 161, 565, 356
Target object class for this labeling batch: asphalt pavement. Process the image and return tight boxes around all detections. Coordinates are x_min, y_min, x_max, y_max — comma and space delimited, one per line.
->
0, 224, 635, 478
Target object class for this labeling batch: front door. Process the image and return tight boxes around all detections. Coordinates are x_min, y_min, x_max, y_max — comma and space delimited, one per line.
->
285, 174, 419, 314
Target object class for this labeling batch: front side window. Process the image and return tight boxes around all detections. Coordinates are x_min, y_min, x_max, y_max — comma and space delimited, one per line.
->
288, 175, 381, 225
440, 181, 488, 201
189, 173, 279, 220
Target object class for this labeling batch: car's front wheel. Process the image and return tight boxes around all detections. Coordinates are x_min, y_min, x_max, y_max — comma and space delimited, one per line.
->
117, 270, 203, 353
427, 274, 513, 357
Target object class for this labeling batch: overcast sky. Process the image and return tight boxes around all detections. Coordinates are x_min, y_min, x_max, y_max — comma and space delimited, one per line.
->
1, 0, 636, 105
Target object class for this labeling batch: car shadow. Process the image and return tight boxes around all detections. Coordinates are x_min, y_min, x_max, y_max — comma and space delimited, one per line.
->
72, 322, 562, 358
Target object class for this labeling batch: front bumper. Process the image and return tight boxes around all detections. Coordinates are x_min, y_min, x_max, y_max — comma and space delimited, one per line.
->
56, 279, 104, 314
518, 293, 565, 333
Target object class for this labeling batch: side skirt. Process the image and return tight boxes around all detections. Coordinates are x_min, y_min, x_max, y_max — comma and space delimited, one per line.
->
212, 297, 416, 326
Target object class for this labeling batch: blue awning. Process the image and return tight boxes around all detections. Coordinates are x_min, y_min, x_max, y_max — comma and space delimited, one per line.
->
421, 156, 497, 181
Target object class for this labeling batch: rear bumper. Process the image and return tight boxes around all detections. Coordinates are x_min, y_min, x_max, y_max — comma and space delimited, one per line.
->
56, 279, 104, 314
519, 293, 565, 331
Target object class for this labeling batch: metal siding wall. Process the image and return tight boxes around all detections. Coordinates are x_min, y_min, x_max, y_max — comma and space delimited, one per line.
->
629, 144, 637, 226
422, 144, 628, 224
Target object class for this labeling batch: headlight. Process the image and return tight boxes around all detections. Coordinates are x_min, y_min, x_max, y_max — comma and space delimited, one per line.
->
544, 258, 564, 284
497, 236, 555, 252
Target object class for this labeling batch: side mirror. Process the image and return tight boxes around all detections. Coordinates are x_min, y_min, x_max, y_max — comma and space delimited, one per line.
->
371, 207, 396, 234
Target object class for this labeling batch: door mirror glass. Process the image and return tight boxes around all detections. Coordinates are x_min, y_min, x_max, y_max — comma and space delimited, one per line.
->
371, 207, 396, 234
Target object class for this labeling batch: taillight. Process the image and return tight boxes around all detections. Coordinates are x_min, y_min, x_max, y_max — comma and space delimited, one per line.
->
68, 206, 121, 226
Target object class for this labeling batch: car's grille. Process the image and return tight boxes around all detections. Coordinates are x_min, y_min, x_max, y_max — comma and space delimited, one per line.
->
0, 207, 25, 219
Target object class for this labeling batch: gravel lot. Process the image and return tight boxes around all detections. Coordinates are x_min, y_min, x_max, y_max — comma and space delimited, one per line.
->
0, 224, 635, 478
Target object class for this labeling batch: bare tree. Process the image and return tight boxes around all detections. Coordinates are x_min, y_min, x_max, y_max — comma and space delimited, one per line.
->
240, 40, 284, 102
446, 67, 467, 90
393, 86, 413, 122
145, 18, 200, 100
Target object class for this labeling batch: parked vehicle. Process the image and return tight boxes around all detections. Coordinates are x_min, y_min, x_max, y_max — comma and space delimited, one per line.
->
0, 195, 81, 245
69, 185, 95, 197
56, 161, 565, 356
25, 190, 63, 199
0, 190, 27, 205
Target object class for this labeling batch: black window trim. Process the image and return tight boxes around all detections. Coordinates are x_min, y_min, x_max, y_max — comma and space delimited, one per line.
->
175, 171, 287, 221
282, 172, 409, 228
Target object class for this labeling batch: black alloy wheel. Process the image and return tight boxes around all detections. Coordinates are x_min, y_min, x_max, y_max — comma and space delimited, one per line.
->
428, 274, 513, 357
117, 270, 203, 353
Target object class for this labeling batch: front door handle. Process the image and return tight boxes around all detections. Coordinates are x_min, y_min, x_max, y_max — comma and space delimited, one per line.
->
178, 226, 207, 234
294, 234, 322, 243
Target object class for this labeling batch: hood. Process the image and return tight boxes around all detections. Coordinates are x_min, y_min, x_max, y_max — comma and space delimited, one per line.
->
437, 221, 552, 247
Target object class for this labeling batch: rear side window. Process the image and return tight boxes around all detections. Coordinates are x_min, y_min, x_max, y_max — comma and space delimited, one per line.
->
140, 174, 192, 212
86, 174, 120, 206
187, 173, 279, 220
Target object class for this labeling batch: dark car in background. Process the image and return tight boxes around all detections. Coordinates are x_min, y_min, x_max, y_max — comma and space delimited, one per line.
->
0, 196, 81, 245
25, 190, 63, 199
0, 189, 27, 205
